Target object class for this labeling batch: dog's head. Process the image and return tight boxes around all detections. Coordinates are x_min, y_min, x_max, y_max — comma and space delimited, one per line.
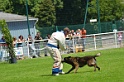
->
62, 56, 76, 64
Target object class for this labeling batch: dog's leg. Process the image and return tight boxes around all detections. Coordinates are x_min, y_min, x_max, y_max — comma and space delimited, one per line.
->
87, 59, 100, 71
96, 65, 100, 71
94, 64, 97, 71
66, 65, 75, 74
93, 64, 100, 71
74, 64, 79, 73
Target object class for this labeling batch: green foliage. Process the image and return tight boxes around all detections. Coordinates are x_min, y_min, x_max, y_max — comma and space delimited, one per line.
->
88, 0, 124, 22
0, 0, 124, 26
0, 0, 13, 12
56, 0, 87, 25
33, 0, 56, 27
52, 0, 63, 9
0, 48, 124, 82
0, 20, 15, 58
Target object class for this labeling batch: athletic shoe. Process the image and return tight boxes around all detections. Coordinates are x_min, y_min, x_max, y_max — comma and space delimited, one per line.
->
59, 71, 65, 74
52, 73, 59, 76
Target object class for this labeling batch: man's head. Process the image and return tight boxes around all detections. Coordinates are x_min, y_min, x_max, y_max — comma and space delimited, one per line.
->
63, 27, 70, 36
37, 32, 40, 35
82, 28, 85, 30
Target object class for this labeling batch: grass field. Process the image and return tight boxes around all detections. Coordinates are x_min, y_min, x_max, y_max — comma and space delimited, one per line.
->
0, 47, 124, 82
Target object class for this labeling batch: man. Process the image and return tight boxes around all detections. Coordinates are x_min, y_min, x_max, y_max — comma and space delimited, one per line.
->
0, 36, 5, 42
0, 36, 6, 46
80, 28, 86, 51
34, 32, 42, 57
46, 27, 70, 76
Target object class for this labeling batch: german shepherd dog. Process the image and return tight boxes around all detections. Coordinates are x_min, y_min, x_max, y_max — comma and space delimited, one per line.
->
62, 53, 101, 74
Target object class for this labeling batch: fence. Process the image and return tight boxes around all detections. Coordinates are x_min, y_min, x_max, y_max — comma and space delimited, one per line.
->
0, 43, 8, 62
0, 39, 48, 61
0, 31, 124, 62
85, 31, 124, 51
66, 31, 124, 53
39, 20, 124, 38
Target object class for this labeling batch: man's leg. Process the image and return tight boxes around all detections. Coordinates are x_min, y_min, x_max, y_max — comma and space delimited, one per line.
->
34, 43, 38, 57
37, 43, 41, 57
59, 63, 65, 74
50, 48, 64, 75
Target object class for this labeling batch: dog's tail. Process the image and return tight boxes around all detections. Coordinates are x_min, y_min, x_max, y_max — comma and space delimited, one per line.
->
94, 52, 101, 57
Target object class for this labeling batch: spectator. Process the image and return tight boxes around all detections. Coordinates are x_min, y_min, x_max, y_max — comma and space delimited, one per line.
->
71, 30, 76, 36
66, 31, 72, 40
17, 35, 25, 47
34, 32, 42, 42
27, 35, 34, 57
118, 32, 123, 47
80, 28, 87, 51
46, 34, 51, 39
0, 36, 5, 42
65, 31, 73, 53
75, 29, 81, 37
34, 32, 42, 57
18, 35, 25, 42
0, 36, 6, 47
13, 37, 17, 47
74, 29, 81, 44
27, 34, 33, 44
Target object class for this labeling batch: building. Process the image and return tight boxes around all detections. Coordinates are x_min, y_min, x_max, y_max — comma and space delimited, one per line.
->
0, 12, 38, 39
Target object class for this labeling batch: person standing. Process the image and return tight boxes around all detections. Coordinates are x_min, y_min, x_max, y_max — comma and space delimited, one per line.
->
34, 32, 42, 57
17, 35, 25, 47
0, 36, 6, 47
46, 27, 70, 76
118, 32, 123, 47
0, 36, 5, 42
80, 28, 87, 51
12, 37, 17, 47
27, 35, 34, 57
27, 35, 33, 44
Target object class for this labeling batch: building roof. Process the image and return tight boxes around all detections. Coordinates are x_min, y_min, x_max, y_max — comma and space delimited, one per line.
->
0, 12, 38, 22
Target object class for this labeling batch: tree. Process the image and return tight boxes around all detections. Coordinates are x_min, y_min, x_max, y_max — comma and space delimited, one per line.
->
0, 20, 16, 63
1, 0, 124, 26
56, 0, 88, 25
88, 0, 124, 22
33, 0, 56, 27
52, 0, 63, 9
0, 0, 13, 12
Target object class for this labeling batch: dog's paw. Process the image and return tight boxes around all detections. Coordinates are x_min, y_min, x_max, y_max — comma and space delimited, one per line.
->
98, 68, 100, 71
65, 72, 69, 74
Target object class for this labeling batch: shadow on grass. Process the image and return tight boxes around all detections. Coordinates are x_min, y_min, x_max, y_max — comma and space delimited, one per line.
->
40, 72, 72, 77
40, 71, 94, 77
40, 74, 53, 77
77, 70, 94, 73
67, 70, 94, 74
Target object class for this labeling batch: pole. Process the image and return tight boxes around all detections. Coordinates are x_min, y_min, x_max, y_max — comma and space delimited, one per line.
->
25, 0, 30, 35
83, 0, 89, 28
97, 0, 101, 33
56, 26, 58, 31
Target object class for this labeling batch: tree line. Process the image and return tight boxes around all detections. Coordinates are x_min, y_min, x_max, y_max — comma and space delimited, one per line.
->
0, 0, 124, 28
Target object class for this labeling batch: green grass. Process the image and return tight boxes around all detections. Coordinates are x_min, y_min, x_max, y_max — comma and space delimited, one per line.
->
0, 48, 124, 82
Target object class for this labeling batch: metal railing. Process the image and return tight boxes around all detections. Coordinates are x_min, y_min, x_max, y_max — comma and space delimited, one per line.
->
63, 31, 124, 53
0, 31, 124, 62
0, 42, 9, 62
